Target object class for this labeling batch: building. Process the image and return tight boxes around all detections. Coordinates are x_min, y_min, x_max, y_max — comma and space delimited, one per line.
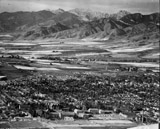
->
88, 108, 99, 114
64, 116, 74, 121
74, 109, 84, 114
48, 112, 61, 120
99, 109, 113, 114
119, 112, 137, 121
77, 113, 90, 119
61, 112, 75, 120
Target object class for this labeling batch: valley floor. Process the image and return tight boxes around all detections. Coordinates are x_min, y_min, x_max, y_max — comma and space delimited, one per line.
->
0, 37, 159, 129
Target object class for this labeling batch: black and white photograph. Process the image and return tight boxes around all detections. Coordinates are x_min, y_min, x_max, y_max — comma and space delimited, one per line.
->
0, 0, 159, 128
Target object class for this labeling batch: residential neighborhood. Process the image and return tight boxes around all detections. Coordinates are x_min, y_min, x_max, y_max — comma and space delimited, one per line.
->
0, 71, 159, 128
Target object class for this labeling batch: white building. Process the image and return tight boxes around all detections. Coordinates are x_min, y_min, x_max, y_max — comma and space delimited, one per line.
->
74, 109, 84, 114
88, 108, 99, 114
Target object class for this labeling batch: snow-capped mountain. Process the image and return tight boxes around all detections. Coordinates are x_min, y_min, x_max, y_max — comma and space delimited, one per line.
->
110, 10, 131, 20
69, 8, 109, 21
52, 8, 65, 15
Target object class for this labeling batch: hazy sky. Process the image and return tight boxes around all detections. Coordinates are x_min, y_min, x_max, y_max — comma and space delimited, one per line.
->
0, 0, 159, 14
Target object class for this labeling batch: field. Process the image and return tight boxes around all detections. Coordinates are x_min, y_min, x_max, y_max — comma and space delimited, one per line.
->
0, 37, 159, 80
39, 119, 137, 129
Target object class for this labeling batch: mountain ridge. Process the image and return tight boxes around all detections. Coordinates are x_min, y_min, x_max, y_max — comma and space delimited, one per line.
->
0, 9, 159, 40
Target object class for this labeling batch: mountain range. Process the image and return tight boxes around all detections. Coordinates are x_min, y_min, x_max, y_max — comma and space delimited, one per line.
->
0, 8, 159, 40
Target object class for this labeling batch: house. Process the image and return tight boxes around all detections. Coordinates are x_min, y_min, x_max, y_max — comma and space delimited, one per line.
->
88, 108, 99, 114
119, 112, 137, 120
77, 113, 90, 119
64, 116, 74, 121
74, 109, 84, 114
48, 112, 61, 120
14, 117, 24, 121
119, 113, 128, 118
61, 112, 75, 120
99, 109, 113, 114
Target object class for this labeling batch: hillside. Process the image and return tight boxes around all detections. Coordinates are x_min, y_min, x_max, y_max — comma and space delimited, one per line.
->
51, 11, 83, 28
0, 9, 159, 40
22, 12, 159, 40
0, 10, 55, 32
20, 18, 105, 39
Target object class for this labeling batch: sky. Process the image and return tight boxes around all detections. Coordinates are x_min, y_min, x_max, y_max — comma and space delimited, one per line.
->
0, 0, 159, 14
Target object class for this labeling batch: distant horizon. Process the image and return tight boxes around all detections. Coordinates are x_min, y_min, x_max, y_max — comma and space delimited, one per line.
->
0, 0, 159, 14
0, 8, 159, 15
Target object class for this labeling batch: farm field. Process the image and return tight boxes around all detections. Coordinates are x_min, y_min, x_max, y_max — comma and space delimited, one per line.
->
0, 38, 159, 79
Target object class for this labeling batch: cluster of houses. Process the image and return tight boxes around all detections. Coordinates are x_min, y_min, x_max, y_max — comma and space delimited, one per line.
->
0, 92, 158, 125
0, 72, 159, 125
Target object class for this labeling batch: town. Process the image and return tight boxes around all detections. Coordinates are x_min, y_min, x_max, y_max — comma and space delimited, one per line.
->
0, 69, 159, 128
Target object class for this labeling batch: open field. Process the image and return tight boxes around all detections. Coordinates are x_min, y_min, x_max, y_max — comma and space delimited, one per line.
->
0, 38, 159, 79
39, 118, 136, 129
